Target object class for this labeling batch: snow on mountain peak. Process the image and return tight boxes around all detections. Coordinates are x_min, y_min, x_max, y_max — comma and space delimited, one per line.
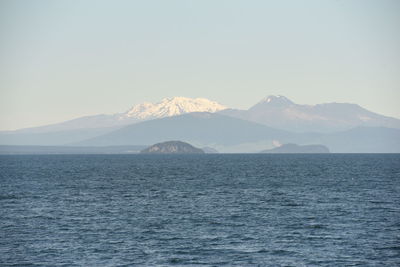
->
248, 95, 294, 111
263, 95, 292, 103
122, 97, 227, 120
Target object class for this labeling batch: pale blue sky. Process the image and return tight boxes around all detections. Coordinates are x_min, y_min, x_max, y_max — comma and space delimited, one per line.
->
0, 0, 399, 130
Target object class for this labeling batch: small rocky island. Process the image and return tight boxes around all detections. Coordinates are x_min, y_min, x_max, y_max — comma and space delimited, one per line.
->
261, 143, 330, 153
140, 141, 205, 154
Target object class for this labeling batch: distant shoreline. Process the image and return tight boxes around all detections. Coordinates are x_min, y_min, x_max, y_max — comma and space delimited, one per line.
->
0, 146, 399, 155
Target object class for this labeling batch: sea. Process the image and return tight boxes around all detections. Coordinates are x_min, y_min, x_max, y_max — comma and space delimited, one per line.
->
0, 154, 399, 266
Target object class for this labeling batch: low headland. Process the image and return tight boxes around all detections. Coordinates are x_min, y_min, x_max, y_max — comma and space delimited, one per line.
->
261, 143, 330, 153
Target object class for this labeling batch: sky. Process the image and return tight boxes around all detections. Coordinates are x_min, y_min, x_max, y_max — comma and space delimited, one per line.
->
0, 0, 399, 130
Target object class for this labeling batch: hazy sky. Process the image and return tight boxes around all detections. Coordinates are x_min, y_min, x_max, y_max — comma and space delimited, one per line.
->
0, 0, 399, 130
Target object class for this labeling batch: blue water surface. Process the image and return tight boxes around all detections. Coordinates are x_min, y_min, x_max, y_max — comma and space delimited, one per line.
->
0, 154, 399, 266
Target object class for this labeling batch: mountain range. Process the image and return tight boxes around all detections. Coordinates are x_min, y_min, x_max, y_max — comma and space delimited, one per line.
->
220, 95, 400, 132
1, 96, 399, 152
6, 97, 227, 134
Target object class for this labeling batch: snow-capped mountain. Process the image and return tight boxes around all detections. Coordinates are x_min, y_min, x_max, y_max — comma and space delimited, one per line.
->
2, 97, 227, 135
120, 97, 227, 120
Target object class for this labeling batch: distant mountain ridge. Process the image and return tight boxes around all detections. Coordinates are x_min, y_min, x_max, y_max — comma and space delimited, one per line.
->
75, 112, 293, 148
2, 95, 399, 136
1, 95, 400, 152
220, 95, 400, 132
